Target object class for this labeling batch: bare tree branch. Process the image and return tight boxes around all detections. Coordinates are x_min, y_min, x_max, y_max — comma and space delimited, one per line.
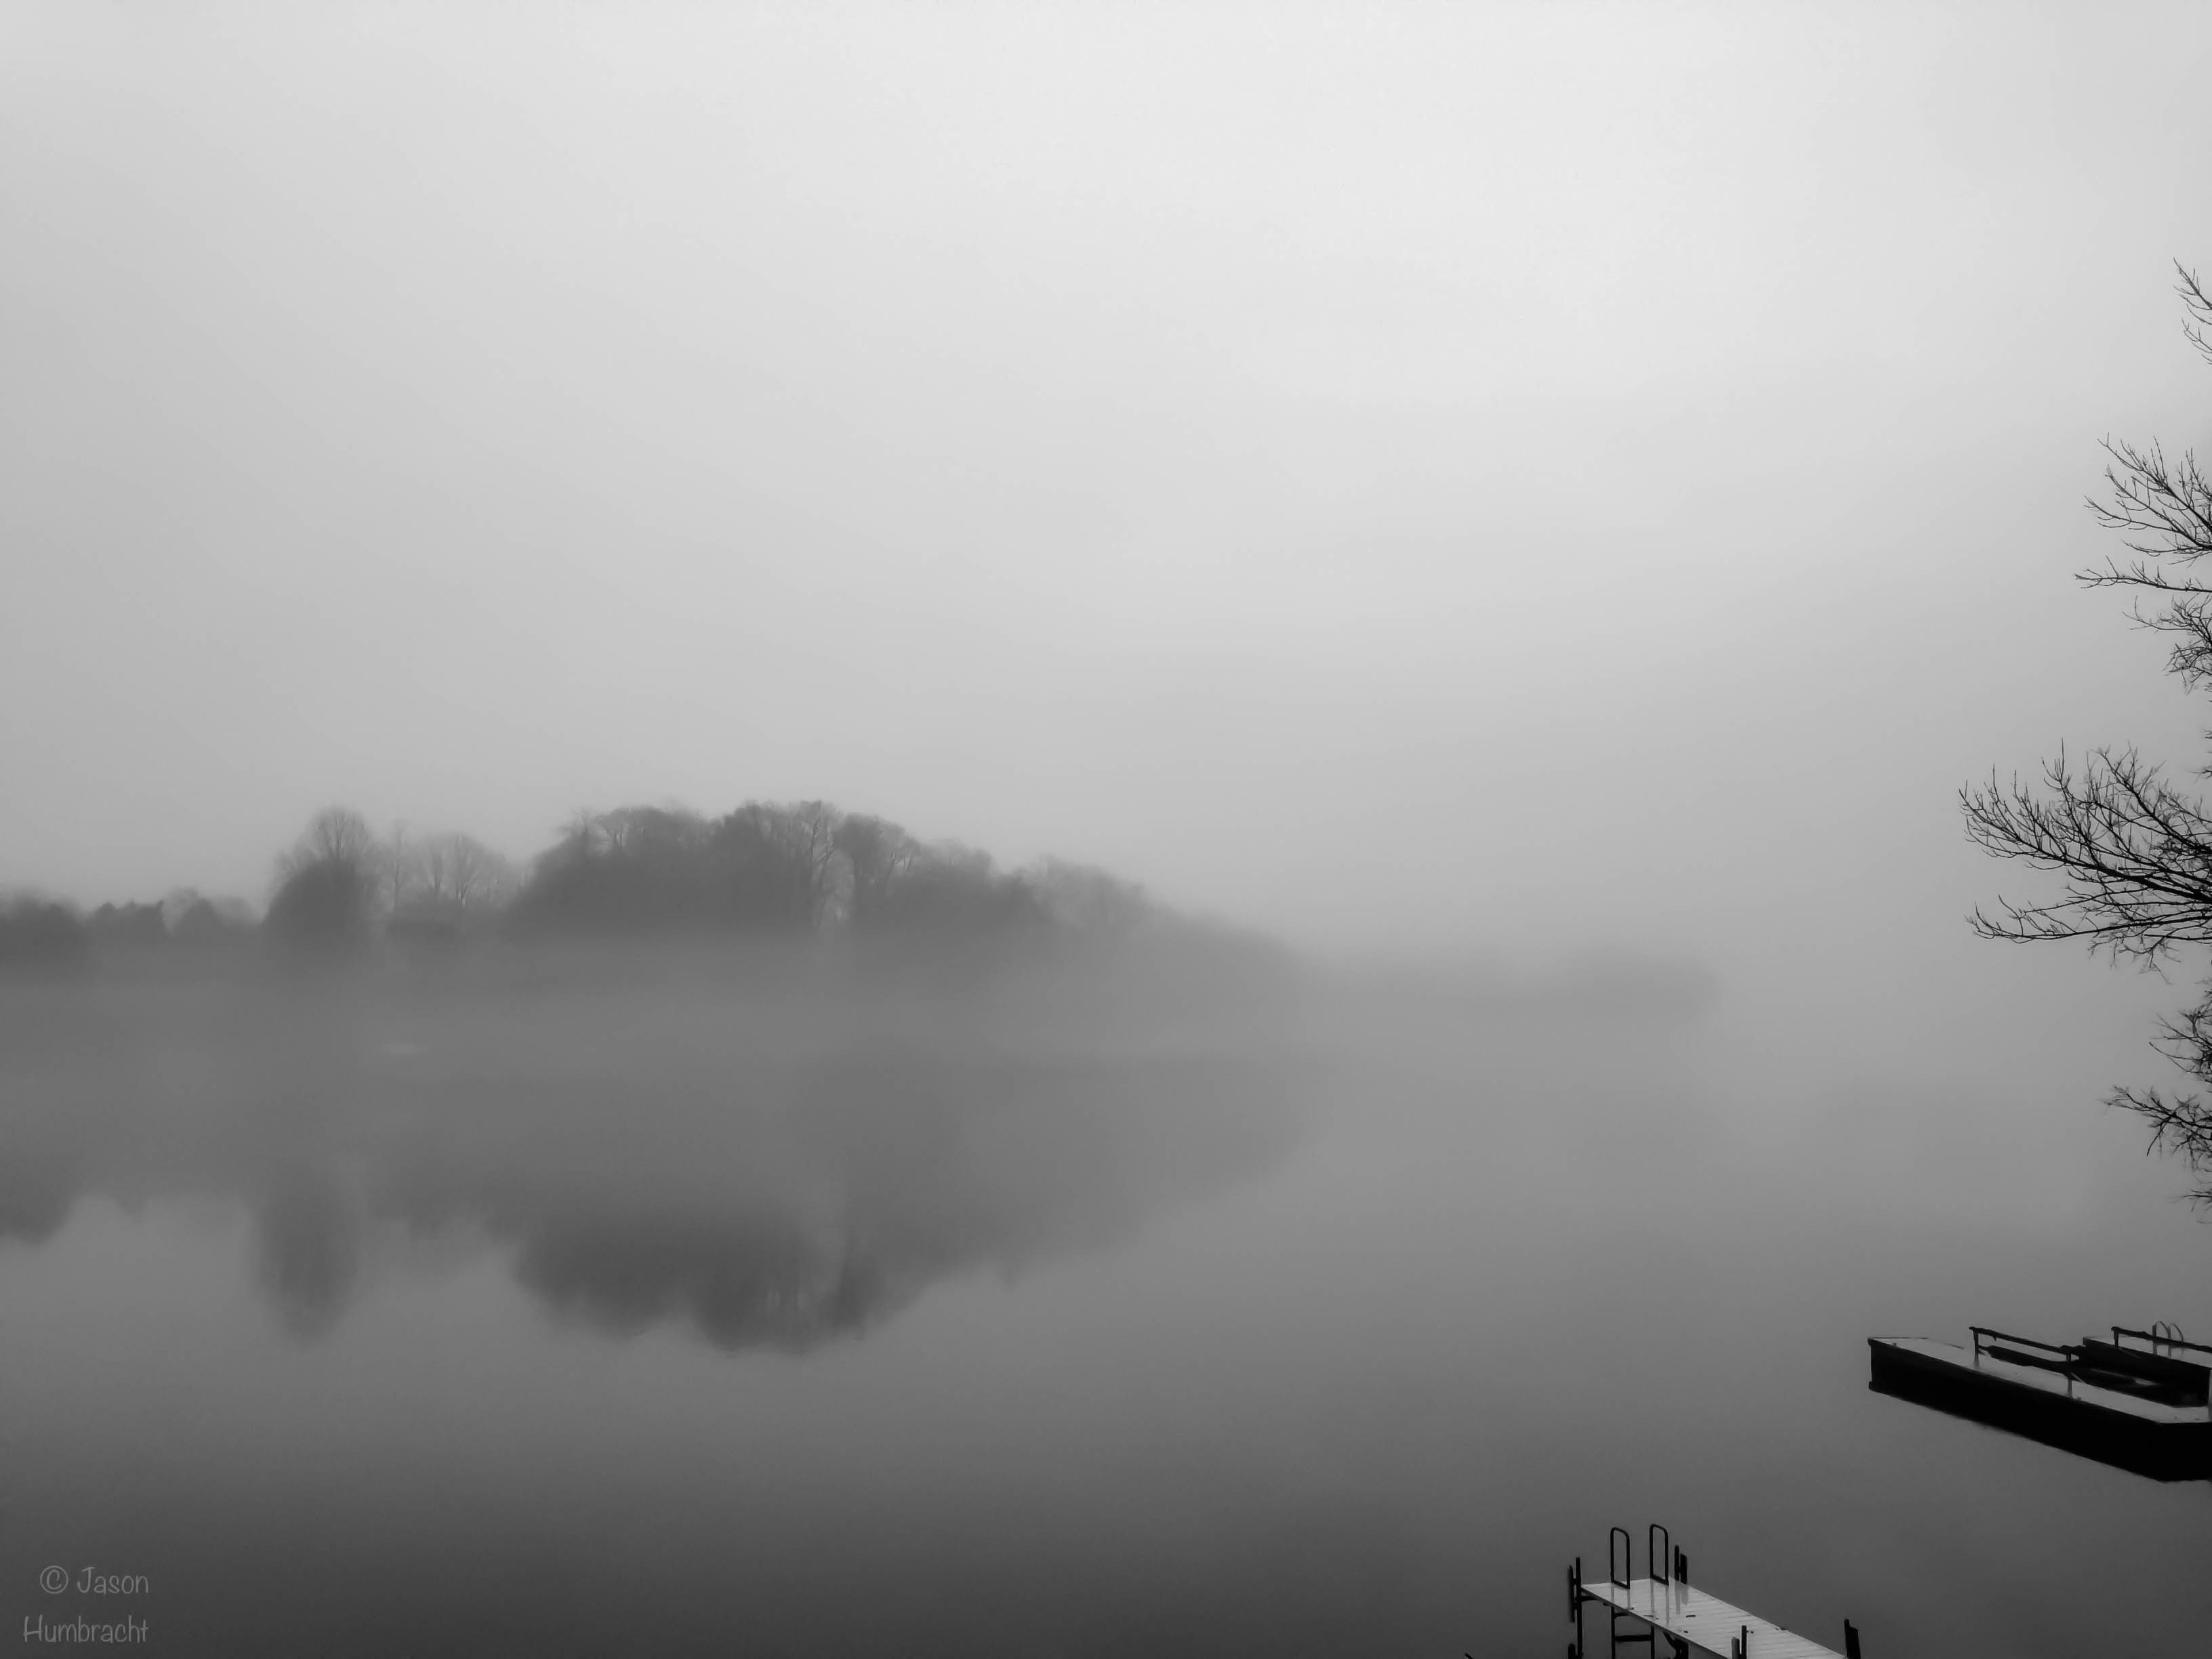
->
1968, 262, 2212, 1200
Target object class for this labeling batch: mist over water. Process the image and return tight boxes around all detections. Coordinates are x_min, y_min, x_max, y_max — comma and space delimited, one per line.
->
1, 939, 2207, 1656
7, 4, 2212, 1655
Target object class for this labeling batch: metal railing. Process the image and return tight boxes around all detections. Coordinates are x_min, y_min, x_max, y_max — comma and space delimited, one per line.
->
1969, 1326, 2071, 1359
1969, 1324, 2212, 1407
2111, 1322, 2212, 1358
1970, 1327, 2079, 1395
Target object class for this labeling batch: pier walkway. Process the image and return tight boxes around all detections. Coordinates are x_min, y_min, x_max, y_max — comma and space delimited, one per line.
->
1563, 1527, 1856, 1659
1578, 1574, 1845, 1658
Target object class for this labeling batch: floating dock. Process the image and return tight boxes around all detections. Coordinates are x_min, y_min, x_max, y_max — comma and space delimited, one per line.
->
1563, 1527, 1858, 1659
1868, 1326, 2212, 1482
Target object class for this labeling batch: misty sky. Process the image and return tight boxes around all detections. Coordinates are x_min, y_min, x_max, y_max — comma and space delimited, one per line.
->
6, 3, 2212, 985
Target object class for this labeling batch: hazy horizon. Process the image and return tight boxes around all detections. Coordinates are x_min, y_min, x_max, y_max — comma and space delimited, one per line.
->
7, 7, 2211, 979
12, 13, 2212, 1650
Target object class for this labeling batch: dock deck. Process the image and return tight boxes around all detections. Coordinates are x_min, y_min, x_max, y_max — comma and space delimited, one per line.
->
1871, 1338, 2211, 1427
1579, 1576, 1843, 1658
1868, 1334, 2212, 1481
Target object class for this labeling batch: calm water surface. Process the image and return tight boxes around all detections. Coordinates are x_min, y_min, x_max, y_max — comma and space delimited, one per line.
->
1, 960, 2207, 1656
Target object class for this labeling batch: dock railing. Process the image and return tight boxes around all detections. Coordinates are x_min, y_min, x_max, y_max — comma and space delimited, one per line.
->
1969, 1326, 2082, 1395
2110, 1324, 2212, 1359
1971, 1323, 2212, 1409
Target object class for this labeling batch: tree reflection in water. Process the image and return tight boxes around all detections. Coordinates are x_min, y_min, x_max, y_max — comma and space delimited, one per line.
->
2, 972, 1317, 1351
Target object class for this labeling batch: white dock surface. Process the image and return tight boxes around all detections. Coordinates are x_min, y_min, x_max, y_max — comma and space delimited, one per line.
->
1581, 1576, 1843, 1658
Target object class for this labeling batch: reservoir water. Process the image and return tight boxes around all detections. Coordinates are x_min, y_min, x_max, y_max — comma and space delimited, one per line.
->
2, 953, 2207, 1656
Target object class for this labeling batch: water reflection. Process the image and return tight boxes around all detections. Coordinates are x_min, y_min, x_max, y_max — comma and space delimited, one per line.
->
253, 1167, 363, 1336
0, 976, 1313, 1351
0, 1145, 79, 1245
9, 959, 2212, 1657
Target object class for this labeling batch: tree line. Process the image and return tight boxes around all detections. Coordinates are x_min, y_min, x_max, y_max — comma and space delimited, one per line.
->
1, 798, 1154, 968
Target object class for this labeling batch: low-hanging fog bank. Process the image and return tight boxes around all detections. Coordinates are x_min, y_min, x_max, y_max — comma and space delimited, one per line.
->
8, 8, 2212, 1002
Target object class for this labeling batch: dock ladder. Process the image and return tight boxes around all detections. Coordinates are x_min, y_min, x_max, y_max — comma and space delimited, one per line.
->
1563, 1523, 1861, 1658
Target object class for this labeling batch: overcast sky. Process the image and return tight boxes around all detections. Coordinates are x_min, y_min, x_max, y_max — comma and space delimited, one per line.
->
6, 4, 2211, 1003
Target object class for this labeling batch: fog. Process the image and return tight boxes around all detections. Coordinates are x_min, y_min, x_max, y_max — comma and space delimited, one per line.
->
5, 927, 2207, 1654
0, 938, 1312, 1336
7, 6, 2212, 1656
9, 6, 2212, 979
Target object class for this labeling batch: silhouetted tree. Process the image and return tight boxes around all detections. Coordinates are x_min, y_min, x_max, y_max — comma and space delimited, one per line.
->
504, 797, 1149, 954
781, 800, 845, 926
705, 803, 820, 928
285, 806, 381, 874
864, 842, 1044, 937
392, 832, 518, 943
415, 833, 516, 912
1965, 264, 2212, 1199
383, 822, 415, 915
1032, 859, 1151, 935
87, 901, 168, 947
0, 899, 89, 972
512, 806, 722, 933
833, 813, 919, 928
266, 807, 382, 950
157, 888, 247, 946
170, 897, 238, 946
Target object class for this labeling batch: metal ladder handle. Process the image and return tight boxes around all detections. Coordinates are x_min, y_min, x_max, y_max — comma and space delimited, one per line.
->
1555, 1536, 1853, 1659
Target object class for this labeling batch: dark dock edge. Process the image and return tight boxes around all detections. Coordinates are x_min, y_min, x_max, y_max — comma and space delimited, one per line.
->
1867, 1339, 2212, 1483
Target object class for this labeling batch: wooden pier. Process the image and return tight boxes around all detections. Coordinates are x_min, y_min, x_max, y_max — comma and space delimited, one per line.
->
1578, 1574, 1846, 1658
1868, 1328, 2212, 1481
1563, 1528, 1858, 1659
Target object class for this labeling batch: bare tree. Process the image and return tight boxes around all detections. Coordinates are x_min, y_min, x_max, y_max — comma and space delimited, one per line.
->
1032, 859, 1151, 935
1963, 264, 2212, 1198
719, 800, 846, 927
778, 800, 844, 926
268, 806, 385, 949
834, 813, 919, 927
279, 807, 380, 880
384, 821, 418, 915
415, 833, 518, 913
